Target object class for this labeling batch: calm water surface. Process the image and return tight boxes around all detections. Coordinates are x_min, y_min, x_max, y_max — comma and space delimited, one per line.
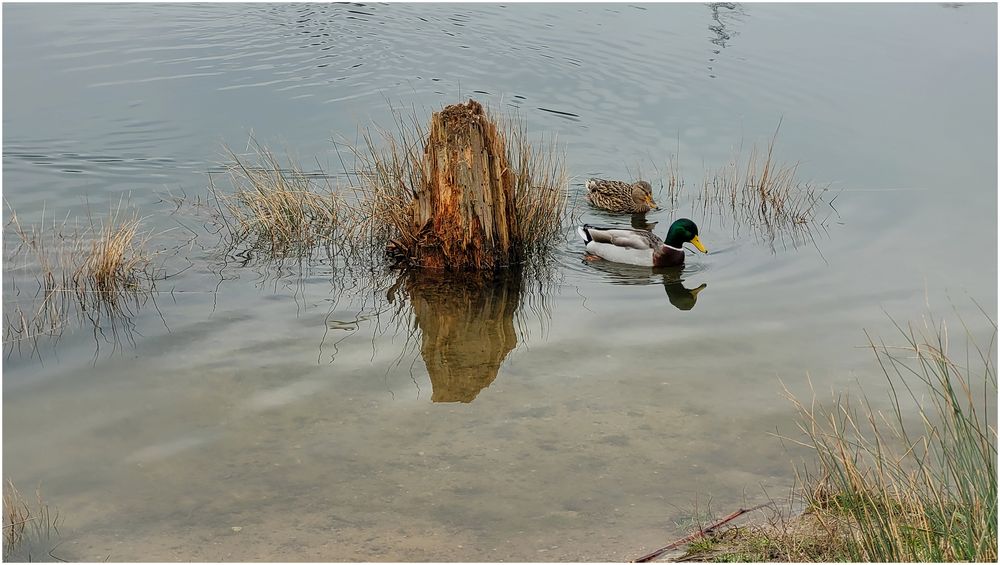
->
3, 3, 997, 561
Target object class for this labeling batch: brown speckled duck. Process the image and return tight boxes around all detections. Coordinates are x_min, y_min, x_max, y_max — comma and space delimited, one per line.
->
585, 178, 658, 213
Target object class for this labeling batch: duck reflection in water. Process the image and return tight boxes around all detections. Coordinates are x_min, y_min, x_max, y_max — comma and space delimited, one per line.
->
661, 275, 708, 311
630, 212, 658, 231
582, 258, 709, 311
654, 266, 708, 311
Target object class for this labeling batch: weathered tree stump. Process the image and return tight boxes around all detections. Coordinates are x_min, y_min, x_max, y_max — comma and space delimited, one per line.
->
400, 99, 519, 271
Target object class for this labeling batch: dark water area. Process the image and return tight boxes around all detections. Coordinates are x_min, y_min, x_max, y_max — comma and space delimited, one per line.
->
3, 3, 996, 561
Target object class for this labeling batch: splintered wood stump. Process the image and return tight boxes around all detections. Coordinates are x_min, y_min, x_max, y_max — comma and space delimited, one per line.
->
406, 99, 518, 270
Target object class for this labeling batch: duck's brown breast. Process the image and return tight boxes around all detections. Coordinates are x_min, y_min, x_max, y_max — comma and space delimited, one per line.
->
652, 245, 685, 267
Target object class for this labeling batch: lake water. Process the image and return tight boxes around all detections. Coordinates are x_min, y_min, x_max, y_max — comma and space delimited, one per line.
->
3, 3, 997, 561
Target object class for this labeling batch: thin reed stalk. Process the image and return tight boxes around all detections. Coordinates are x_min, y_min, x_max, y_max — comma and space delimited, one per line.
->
2, 480, 30, 555
3, 480, 58, 561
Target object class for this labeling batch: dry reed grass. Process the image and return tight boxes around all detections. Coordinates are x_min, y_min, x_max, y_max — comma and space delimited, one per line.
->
2, 480, 59, 560
75, 208, 152, 298
504, 114, 570, 263
785, 309, 997, 562
341, 110, 425, 260
343, 104, 569, 267
667, 122, 832, 249
2, 481, 30, 555
663, 308, 995, 563
211, 140, 342, 260
3, 199, 156, 356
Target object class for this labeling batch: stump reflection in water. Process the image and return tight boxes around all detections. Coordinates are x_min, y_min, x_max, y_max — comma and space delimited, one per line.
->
403, 268, 523, 403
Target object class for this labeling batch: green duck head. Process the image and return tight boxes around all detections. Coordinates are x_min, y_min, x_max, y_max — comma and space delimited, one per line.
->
664, 218, 708, 253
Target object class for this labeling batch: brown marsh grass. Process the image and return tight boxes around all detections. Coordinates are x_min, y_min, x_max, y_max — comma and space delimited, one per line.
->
342, 104, 569, 268
76, 207, 152, 297
211, 140, 342, 260
666, 122, 833, 250
504, 114, 571, 263
2, 480, 59, 561
340, 110, 424, 261
651, 309, 996, 563
1, 480, 30, 556
3, 199, 157, 357
784, 309, 997, 562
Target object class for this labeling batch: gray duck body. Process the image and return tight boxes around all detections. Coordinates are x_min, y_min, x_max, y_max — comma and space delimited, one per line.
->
577, 224, 686, 267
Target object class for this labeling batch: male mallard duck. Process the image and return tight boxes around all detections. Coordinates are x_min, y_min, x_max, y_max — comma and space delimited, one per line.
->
586, 178, 658, 213
577, 218, 708, 267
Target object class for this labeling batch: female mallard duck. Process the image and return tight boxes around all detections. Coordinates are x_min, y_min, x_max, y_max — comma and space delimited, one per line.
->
577, 218, 708, 267
586, 178, 658, 213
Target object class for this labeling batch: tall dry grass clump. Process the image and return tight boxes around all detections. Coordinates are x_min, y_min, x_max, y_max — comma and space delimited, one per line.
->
4, 200, 157, 354
212, 141, 342, 259
668, 122, 831, 248
2, 481, 30, 555
344, 111, 426, 259
345, 104, 568, 268
73, 208, 152, 298
504, 115, 569, 263
3, 480, 58, 560
790, 310, 997, 562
